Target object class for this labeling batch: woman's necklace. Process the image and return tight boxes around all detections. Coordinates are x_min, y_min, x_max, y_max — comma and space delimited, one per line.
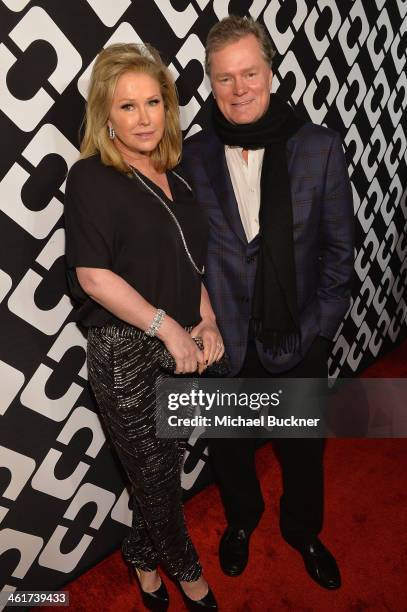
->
128, 165, 204, 276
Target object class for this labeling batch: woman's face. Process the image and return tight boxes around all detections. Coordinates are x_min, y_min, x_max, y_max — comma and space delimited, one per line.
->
108, 70, 165, 161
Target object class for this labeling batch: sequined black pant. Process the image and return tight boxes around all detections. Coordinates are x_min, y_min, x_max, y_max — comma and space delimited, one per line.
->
87, 322, 202, 581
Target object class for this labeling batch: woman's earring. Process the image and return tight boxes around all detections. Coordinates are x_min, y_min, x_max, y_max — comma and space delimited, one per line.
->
108, 125, 115, 140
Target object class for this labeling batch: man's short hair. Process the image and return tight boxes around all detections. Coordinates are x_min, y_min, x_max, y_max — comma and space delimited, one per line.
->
205, 15, 276, 75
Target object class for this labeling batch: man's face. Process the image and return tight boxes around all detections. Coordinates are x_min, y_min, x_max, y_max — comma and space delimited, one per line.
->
209, 34, 273, 124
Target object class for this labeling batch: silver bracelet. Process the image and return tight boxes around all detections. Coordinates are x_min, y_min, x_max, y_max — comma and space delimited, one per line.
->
145, 308, 166, 337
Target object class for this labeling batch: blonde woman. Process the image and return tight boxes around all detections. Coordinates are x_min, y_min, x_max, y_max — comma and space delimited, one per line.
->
64, 43, 221, 611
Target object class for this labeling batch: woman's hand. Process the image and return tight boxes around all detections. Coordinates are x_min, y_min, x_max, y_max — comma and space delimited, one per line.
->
190, 319, 225, 368
158, 317, 205, 374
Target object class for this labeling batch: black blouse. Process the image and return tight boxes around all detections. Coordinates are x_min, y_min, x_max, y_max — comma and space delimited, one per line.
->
64, 154, 208, 328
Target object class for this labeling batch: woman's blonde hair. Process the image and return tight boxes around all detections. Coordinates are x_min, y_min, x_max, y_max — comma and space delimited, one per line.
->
80, 43, 181, 173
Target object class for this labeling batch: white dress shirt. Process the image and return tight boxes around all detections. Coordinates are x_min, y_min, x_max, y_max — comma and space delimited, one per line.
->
224, 146, 265, 242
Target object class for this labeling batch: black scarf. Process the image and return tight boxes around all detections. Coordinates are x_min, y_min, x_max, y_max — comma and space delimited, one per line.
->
213, 93, 305, 354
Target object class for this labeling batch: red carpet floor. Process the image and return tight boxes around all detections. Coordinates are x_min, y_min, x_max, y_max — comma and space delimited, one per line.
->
47, 341, 407, 611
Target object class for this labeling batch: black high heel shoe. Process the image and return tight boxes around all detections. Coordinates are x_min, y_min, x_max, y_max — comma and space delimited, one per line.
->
128, 565, 169, 611
179, 582, 218, 611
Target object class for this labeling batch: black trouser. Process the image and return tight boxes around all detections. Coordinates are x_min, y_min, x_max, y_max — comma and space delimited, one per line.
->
87, 322, 202, 581
208, 336, 329, 549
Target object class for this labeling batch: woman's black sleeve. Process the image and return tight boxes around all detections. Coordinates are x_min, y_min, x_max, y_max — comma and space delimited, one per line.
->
64, 162, 114, 270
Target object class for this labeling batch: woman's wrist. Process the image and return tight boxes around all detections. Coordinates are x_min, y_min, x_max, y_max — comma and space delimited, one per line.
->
200, 286, 217, 323
144, 308, 166, 337
199, 313, 217, 325
155, 314, 179, 342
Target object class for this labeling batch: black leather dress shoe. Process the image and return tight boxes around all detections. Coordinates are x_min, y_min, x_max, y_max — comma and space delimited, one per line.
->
298, 539, 341, 590
219, 526, 250, 577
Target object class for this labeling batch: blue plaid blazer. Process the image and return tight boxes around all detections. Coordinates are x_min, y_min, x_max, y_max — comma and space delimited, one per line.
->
181, 122, 354, 375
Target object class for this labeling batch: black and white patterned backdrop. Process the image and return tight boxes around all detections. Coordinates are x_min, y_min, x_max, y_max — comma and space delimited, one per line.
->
0, 0, 406, 598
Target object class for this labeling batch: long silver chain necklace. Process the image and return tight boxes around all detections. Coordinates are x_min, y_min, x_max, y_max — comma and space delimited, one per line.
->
129, 165, 204, 276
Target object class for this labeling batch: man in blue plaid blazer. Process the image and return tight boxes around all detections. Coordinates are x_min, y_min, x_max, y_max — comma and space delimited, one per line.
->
182, 16, 354, 591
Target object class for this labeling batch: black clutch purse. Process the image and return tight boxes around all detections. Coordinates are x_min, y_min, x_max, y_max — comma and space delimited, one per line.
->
157, 336, 230, 376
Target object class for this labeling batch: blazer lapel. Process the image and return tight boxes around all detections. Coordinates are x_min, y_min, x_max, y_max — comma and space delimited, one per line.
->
202, 133, 247, 246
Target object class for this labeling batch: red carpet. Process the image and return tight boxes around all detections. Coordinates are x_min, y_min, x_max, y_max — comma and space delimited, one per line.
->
47, 341, 407, 611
